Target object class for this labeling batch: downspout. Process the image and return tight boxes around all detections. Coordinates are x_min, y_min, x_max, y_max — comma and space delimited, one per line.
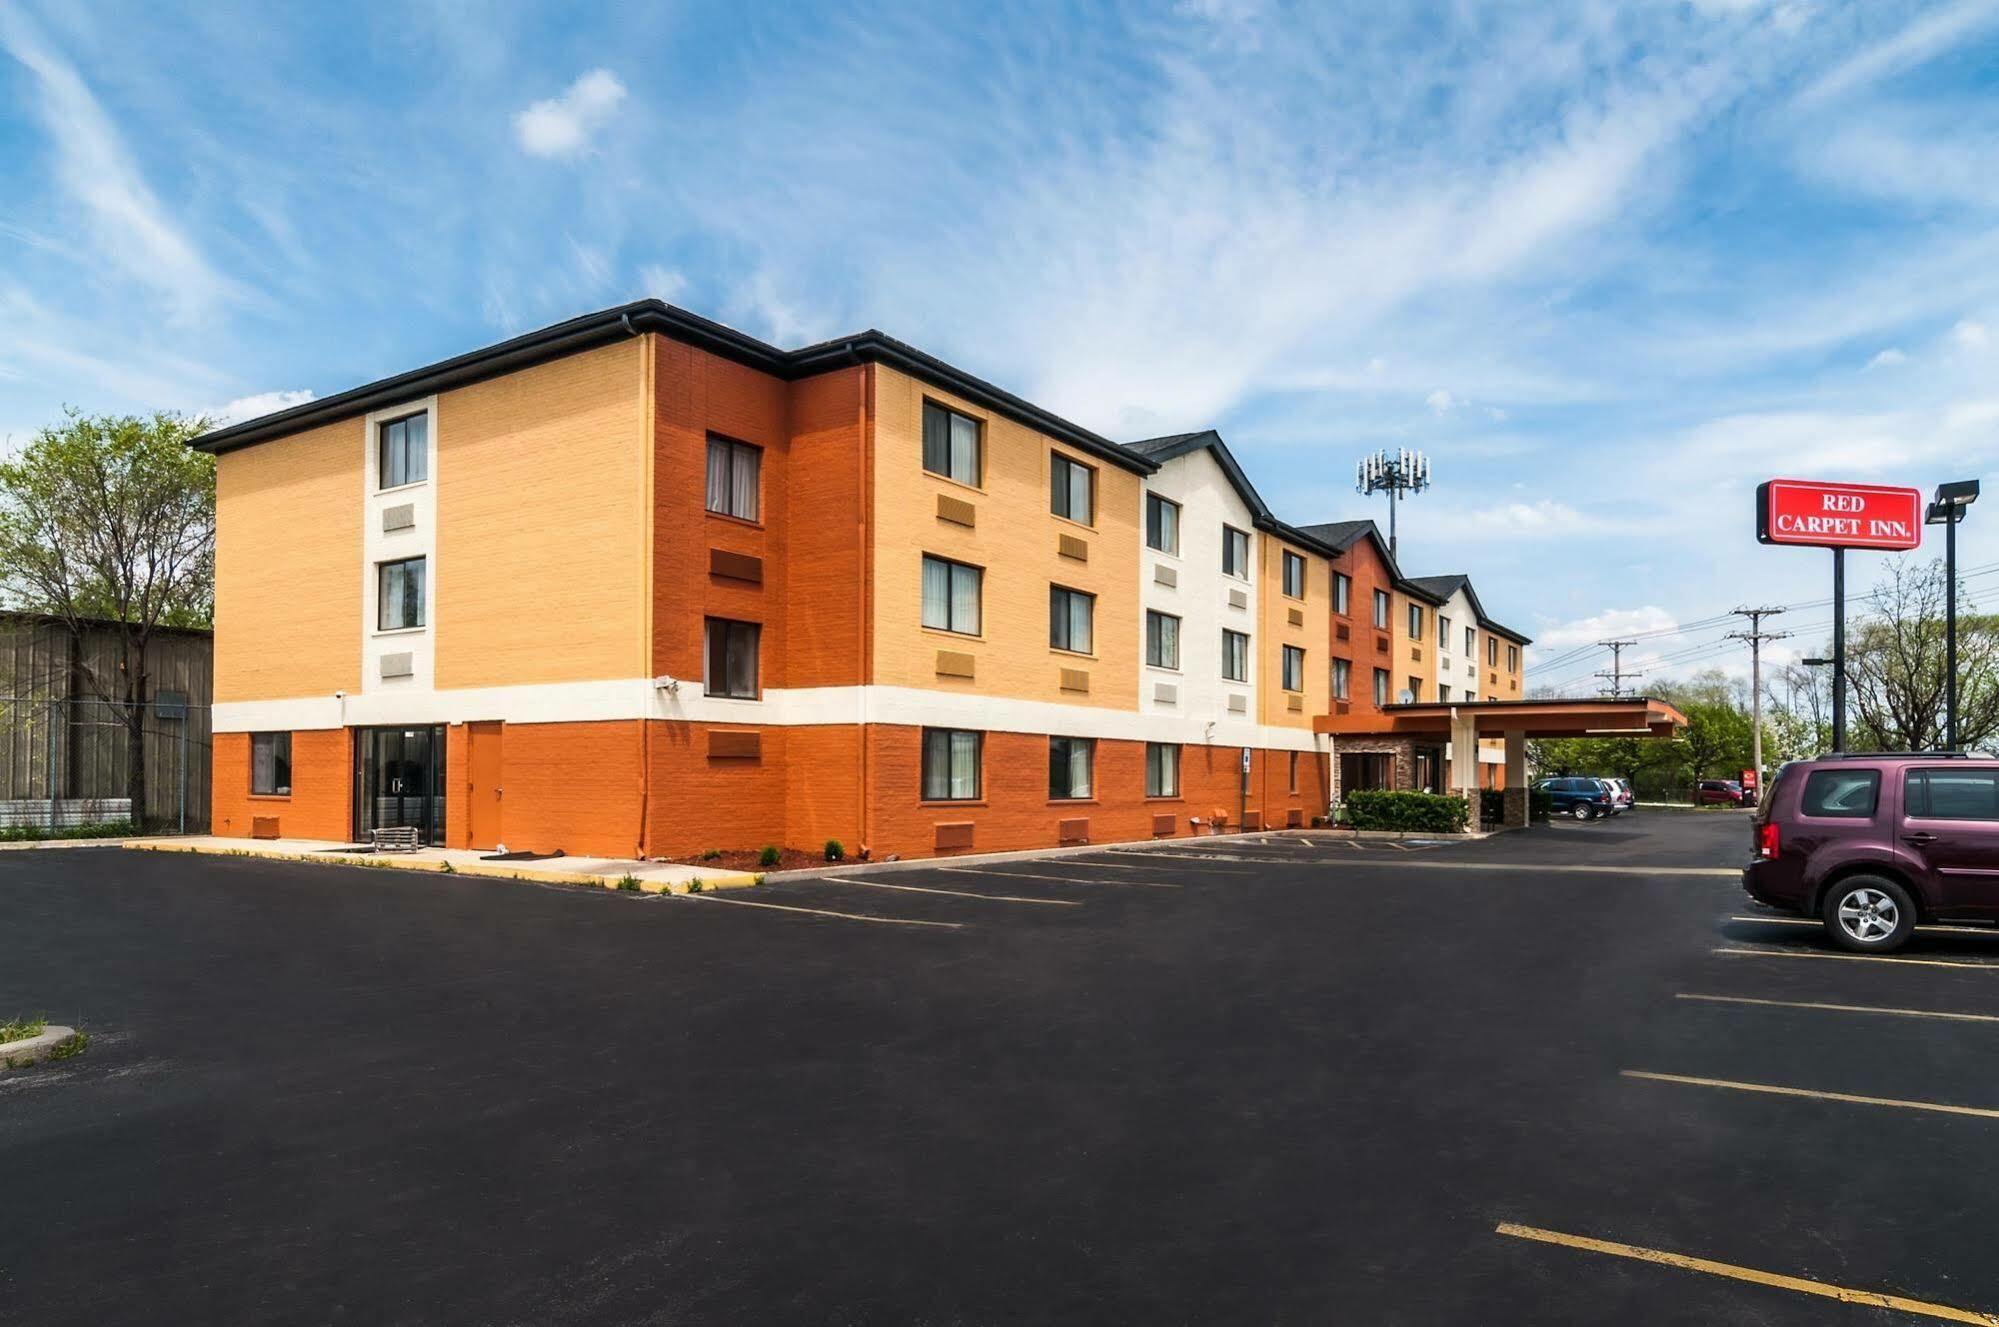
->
630, 316, 653, 858
855, 349, 874, 857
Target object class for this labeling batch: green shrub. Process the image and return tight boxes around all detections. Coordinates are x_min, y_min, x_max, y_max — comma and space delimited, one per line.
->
700, 849, 722, 861
49, 1030, 88, 1060
1343, 790, 1470, 833
1, 1014, 47, 1044
0, 819, 133, 843
824, 839, 844, 862
758, 844, 781, 868
617, 873, 641, 892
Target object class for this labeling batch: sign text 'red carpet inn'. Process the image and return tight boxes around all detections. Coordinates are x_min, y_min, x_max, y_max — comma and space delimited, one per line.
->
1755, 479, 1923, 551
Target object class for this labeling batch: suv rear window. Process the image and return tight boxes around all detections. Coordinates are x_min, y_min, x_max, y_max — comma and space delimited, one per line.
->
1906, 769, 1999, 820
1800, 768, 1880, 818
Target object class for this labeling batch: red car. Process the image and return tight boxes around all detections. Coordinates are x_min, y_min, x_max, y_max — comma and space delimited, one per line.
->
1697, 779, 1749, 806
1742, 752, 1999, 952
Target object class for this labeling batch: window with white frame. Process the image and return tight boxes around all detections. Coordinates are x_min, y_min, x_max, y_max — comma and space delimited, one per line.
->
705, 436, 761, 521
921, 555, 982, 635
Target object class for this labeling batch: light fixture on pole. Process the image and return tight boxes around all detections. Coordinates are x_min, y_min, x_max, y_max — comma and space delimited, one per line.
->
1355, 448, 1432, 563
1927, 479, 1979, 750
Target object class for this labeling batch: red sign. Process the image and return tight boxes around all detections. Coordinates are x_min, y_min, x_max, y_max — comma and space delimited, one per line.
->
1756, 479, 1923, 551
1741, 768, 1758, 790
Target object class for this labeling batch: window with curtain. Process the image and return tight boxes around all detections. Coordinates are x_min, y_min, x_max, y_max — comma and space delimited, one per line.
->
1222, 525, 1250, 578
378, 556, 425, 630
922, 401, 981, 484
1488, 635, 1499, 666
1507, 644, 1519, 671
1146, 742, 1180, 797
705, 436, 761, 521
1049, 737, 1095, 799
1439, 614, 1452, 648
1372, 589, 1390, 628
1466, 625, 1476, 657
1051, 454, 1094, 523
1222, 629, 1250, 682
921, 555, 982, 635
921, 728, 982, 800
1407, 604, 1424, 640
1439, 684, 1452, 702
1333, 658, 1350, 699
1373, 668, 1390, 705
704, 618, 761, 698
1283, 550, 1305, 598
251, 732, 291, 796
1334, 573, 1350, 616
1049, 586, 1094, 653
1145, 610, 1180, 669
377, 413, 428, 489
1288, 751, 1299, 793
1282, 644, 1305, 692
1146, 493, 1180, 554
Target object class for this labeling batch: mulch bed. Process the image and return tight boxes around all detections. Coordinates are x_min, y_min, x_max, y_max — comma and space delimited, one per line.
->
660, 846, 835, 872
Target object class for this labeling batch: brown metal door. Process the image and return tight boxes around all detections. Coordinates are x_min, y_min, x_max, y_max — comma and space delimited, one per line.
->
467, 721, 503, 850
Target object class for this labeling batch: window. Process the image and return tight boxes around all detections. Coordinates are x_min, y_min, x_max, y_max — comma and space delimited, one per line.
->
1333, 658, 1351, 700
1146, 610, 1181, 669
1439, 614, 1451, 649
1372, 589, 1390, 629
1146, 492, 1180, 554
1373, 668, 1390, 705
1334, 572, 1351, 616
250, 732, 291, 796
1282, 550, 1306, 598
1146, 742, 1181, 797
1288, 751, 1299, 794
1222, 629, 1250, 682
377, 413, 428, 489
1439, 684, 1451, 702
704, 618, 760, 699
921, 555, 982, 635
1466, 626, 1476, 658
1282, 644, 1305, 692
1222, 525, 1250, 579
1507, 644, 1519, 671
1407, 603, 1424, 640
1051, 453, 1094, 524
1488, 636, 1500, 667
377, 556, 425, 630
1407, 676, 1421, 700
921, 728, 982, 800
922, 401, 982, 484
1050, 585, 1095, 654
705, 436, 761, 521
1906, 769, 1999, 819
1801, 768, 1880, 818
1049, 737, 1095, 799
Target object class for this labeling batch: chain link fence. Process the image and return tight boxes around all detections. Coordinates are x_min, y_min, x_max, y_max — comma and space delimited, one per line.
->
0, 694, 211, 835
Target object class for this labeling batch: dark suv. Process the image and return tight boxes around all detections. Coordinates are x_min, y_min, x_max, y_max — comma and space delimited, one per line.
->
1742, 752, 1999, 952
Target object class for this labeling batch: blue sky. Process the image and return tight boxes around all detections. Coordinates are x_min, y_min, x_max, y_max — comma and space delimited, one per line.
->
3, 1, 1997, 692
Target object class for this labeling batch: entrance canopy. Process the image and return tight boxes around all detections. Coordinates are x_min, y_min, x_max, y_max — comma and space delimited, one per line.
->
1315, 696, 1687, 740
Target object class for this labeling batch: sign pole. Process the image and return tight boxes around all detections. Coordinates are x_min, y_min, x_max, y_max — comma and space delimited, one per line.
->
1831, 547, 1846, 754
1946, 508, 1958, 750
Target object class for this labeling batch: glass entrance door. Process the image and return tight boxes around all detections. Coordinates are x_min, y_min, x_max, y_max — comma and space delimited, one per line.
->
354, 726, 446, 845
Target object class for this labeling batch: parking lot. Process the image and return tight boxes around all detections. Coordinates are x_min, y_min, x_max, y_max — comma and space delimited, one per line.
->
7, 811, 1999, 1324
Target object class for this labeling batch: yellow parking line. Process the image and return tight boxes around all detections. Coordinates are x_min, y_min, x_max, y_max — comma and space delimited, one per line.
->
940, 866, 1180, 889
1728, 915, 1998, 937
841, 879, 1080, 906
1495, 1223, 1999, 1324
1714, 946, 1999, 971
1676, 993, 1999, 1024
687, 893, 964, 929
1622, 1069, 1999, 1121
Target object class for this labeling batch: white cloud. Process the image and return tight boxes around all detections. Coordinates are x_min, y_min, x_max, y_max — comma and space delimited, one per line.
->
514, 69, 627, 158
1865, 347, 1907, 369
1797, 0, 1999, 108
639, 264, 687, 303
1535, 605, 1679, 652
0, 5, 232, 320
1954, 319, 1990, 351
1425, 389, 1455, 415
1459, 498, 1616, 537
203, 389, 316, 427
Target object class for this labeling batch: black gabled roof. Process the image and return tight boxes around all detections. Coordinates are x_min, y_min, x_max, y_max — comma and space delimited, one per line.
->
192, 300, 1155, 476
1295, 518, 1418, 589
1481, 618, 1534, 645
1125, 429, 1340, 558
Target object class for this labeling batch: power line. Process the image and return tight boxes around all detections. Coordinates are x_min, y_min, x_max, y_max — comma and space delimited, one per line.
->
1726, 607, 1790, 788
1594, 639, 1643, 698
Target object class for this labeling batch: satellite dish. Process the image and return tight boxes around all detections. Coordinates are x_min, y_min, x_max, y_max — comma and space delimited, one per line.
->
1396, 689, 1416, 704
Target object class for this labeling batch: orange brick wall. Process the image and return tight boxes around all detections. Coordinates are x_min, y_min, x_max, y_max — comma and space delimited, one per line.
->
211, 728, 352, 842
1328, 532, 1397, 718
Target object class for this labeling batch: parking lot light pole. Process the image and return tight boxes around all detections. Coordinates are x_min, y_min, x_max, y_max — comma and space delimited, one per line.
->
1928, 480, 1979, 751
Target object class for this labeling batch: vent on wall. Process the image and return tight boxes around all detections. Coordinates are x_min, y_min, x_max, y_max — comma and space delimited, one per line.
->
1287, 694, 1303, 712
1057, 817, 1090, 845
1153, 682, 1178, 705
380, 652, 414, 679
1152, 813, 1177, 836
382, 503, 416, 532
936, 493, 976, 527
1336, 622, 1351, 642
1060, 668, 1090, 694
709, 548, 764, 584
1227, 693, 1248, 714
935, 822, 975, 850
1288, 607, 1305, 628
1058, 533, 1090, 562
251, 815, 280, 839
936, 650, 976, 679
1228, 588, 1248, 610
1154, 564, 1177, 588
708, 730, 761, 760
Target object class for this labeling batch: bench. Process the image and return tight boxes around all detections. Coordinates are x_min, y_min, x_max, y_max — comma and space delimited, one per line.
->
370, 826, 422, 853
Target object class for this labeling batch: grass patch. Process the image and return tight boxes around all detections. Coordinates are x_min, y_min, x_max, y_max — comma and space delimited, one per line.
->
49, 1030, 88, 1060
0, 819, 134, 843
617, 873, 642, 892
1, 1014, 48, 1044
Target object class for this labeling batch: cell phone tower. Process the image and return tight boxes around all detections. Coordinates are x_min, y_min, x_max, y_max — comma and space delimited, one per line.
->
1355, 448, 1432, 563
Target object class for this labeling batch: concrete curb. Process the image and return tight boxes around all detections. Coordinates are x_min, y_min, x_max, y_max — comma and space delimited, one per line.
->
118, 841, 759, 895
0, 1024, 78, 1068
0, 838, 129, 851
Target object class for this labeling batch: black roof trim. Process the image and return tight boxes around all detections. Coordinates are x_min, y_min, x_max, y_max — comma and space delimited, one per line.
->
1123, 429, 1341, 558
1480, 618, 1534, 645
193, 300, 1153, 475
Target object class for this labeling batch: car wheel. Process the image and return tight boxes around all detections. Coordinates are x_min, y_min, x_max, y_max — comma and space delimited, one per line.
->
1821, 876, 1916, 954
1570, 802, 1594, 821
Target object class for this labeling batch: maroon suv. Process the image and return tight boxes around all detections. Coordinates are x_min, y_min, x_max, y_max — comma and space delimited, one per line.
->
1743, 752, 1999, 953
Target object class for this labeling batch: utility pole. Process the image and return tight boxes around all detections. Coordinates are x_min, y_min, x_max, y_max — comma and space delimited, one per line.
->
1594, 640, 1642, 698
1726, 606, 1791, 792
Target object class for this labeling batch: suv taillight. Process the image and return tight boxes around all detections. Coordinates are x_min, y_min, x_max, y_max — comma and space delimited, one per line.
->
1756, 822, 1780, 859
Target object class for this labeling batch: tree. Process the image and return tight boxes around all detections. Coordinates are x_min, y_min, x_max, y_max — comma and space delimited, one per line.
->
0, 409, 215, 827
1846, 558, 1999, 752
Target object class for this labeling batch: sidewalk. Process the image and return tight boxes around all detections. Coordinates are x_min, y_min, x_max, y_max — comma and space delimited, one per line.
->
120, 836, 759, 893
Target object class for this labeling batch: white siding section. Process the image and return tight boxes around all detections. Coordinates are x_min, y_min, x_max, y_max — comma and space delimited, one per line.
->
360, 397, 438, 695
1137, 449, 1261, 744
